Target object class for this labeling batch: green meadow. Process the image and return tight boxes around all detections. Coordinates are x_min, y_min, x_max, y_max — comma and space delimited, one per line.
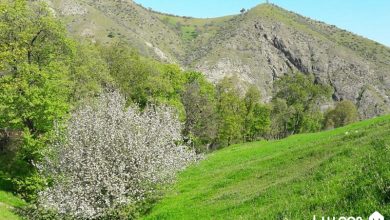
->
146, 115, 390, 219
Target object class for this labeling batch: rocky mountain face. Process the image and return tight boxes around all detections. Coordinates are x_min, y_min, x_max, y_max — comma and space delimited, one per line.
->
47, 0, 390, 118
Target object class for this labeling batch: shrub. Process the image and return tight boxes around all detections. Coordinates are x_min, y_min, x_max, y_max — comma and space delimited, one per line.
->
35, 91, 198, 219
324, 100, 359, 129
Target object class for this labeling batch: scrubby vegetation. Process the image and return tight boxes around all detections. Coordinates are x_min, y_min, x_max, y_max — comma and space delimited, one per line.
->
0, 0, 386, 219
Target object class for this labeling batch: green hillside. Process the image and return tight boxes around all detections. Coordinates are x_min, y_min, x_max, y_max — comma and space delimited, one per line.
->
145, 115, 390, 219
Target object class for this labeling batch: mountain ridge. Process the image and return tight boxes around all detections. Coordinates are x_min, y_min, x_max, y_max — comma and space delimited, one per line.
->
47, 0, 390, 118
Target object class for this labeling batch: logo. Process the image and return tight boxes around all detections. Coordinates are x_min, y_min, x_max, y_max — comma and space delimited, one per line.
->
313, 211, 384, 220
369, 211, 384, 220
313, 216, 362, 220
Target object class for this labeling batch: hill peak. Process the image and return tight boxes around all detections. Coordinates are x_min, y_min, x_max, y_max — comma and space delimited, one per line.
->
47, 0, 390, 118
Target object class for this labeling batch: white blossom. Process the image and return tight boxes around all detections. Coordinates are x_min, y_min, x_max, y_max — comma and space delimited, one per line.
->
37, 91, 198, 219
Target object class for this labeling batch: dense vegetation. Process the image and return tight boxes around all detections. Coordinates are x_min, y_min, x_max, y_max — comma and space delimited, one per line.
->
0, 0, 376, 219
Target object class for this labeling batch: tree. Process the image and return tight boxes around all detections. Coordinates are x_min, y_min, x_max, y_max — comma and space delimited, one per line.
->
269, 98, 294, 139
324, 100, 359, 129
0, 0, 78, 200
245, 104, 271, 141
101, 41, 186, 117
215, 77, 245, 147
0, 0, 73, 164
37, 91, 197, 219
240, 8, 246, 14
148, 63, 186, 118
101, 41, 151, 107
181, 72, 217, 151
69, 42, 113, 103
271, 72, 332, 138
243, 86, 270, 141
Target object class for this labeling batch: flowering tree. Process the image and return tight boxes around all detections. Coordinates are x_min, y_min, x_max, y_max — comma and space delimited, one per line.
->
36, 91, 198, 218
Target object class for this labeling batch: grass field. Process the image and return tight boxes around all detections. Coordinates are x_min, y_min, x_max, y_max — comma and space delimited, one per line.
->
0, 190, 25, 220
145, 115, 390, 219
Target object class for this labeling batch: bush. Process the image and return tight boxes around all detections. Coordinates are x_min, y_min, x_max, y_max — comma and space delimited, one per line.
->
324, 100, 359, 129
35, 91, 198, 219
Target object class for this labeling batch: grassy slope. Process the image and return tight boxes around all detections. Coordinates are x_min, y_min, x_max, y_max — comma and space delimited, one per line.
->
155, 13, 233, 43
0, 191, 25, 220
146, 115, 390, 219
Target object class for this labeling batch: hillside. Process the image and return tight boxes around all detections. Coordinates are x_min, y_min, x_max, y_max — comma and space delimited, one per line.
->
145, 115, 390, 219
46, 1, 390, 119
2, 1, 390, 219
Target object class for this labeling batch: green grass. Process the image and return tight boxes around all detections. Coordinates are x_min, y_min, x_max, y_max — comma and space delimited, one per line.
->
156, 13, 234, 45
0, 140, 26, 220
145, 115, 390, 219
0, 191, 25, 220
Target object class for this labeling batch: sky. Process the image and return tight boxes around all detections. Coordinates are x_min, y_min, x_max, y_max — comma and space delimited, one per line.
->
134, 0, 390, 47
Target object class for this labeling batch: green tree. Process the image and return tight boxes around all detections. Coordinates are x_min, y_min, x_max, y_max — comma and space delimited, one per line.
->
215, 77, 245, 147
0, 0, 74, 200
181, 72, 217, 152
269, 98, 295, 139
101, 41, 186, 117
324, 100, 359, 129
245, 104, 271, 141
243, 86, 270, 141
0, 0, 72, 163
70, 42, 113, 102
148, 63, 186, 118
101, 41, 151, 107
271, 72, 332, 137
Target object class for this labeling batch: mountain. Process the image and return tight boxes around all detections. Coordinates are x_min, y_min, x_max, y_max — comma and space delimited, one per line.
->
47, 0, 390, 118
145, 115, 390, 219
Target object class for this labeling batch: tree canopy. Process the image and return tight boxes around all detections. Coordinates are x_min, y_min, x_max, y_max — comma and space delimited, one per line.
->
271, 72, 332, 138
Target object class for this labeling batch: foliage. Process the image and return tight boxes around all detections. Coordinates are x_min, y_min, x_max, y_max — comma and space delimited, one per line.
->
324, 100, 359, 129
243, 86, 270, 141
0, 0, 73, 199
0, 0, 72, 149
271, 72, 332, 138
181, 71, 217, 152
100, 41, 152, 108
101, 41, 185, 116
182, 76, 271, 149
215, 77, 245, 147
69, 42, 113, 102
35, 91, 198, 219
